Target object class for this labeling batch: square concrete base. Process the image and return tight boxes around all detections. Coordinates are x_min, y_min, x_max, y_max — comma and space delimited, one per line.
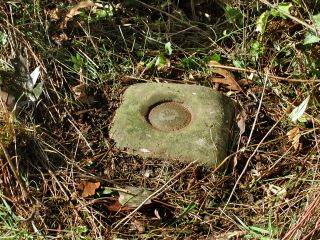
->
110, 83, 237, 167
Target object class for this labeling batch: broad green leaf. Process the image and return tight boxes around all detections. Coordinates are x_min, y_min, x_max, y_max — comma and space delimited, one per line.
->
146, 57, 157, 69
256, 11, 270, 34
155, 54, 166, 67
277, 3, 292, 15
203, 54, 221, 63
225, 5, 243, 26
303, 32, 320, 45
289, 95, 310, 122
232, 59, 245, 68
165, 42, 172, 55
102, 188, 114, 195
312, 13, 320, 30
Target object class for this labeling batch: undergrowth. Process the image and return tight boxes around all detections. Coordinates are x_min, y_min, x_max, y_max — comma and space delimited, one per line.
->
0, 0, 320, 239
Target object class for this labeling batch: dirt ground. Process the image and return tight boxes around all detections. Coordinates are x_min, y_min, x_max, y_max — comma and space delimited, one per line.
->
1, 1, 320, 239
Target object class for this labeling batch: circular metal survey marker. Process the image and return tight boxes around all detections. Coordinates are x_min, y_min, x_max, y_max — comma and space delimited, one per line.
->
148, 102, 191, 132
110, 83, 237, 167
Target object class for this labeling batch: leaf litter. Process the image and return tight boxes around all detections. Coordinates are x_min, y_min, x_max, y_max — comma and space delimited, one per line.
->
1, 1, 320, 239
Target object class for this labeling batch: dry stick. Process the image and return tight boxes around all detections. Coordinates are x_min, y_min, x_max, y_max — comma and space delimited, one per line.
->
132, 0, 227, 55
207, 63, 320, 83
302, 215, 320, 240
246, 72, 268, 147
112, 160, 197, 230
283, 194, 320, 240
223, 115, 285, 212
223, 90, 304, 211
180, 150, 240, 196
0, 141, 28, 199
259, 0, 319, 35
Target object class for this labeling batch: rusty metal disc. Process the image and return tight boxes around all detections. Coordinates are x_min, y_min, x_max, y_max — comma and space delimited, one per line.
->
148, 102, 192, 132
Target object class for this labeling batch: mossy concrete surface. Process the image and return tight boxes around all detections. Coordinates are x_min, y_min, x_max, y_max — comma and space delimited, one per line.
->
110, 83, 237, 167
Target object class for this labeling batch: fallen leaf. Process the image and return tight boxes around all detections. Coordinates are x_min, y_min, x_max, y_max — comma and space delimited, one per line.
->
72, 70, 95, 104
287, 126, 300, 150
208, 61, 242, 91
238, 78, 253, 86
236, 109, 246, 135
78, 181, 100, 198
209, 231, 244, 240
51, 33, 69, 47
289, 95, 310, 123
61, 0, 103, 28
118, 186, 152, 208
133, 219, 145, 233
107, 200, 130, 212
0, 90, 15, 110
45, 4, 60, 21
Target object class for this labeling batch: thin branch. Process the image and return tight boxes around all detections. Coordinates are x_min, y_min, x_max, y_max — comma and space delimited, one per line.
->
112, 160, 197, 230
207, 63, 320, 83
259, 0, 319, 35
0, 141, 28, 199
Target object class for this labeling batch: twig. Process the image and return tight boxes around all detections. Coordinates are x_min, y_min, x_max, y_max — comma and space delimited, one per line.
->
0, 141, 28, 199
246, 72, 268, 146
223, 114, 285, 212
68, 119, 95, 155
179, 150, 241, 196
112, 160, 197, 230
132, 0, 227, 55
283, 193, 320, 240
223, 91, 304, 211
207, 63, 320, 83
259, 0, 319, 35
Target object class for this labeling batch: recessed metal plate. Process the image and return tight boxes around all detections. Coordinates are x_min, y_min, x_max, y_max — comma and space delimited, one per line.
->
148, 102, 191, 132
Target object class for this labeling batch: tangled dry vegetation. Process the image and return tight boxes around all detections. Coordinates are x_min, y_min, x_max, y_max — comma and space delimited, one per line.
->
1, 0, 320, 239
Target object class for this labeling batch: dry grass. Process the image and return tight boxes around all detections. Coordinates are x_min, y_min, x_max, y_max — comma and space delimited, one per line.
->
0, 0, 320, 239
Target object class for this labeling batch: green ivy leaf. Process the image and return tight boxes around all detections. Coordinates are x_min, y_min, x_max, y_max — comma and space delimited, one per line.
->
277, 3, 292, 15
303, 32, 320, 45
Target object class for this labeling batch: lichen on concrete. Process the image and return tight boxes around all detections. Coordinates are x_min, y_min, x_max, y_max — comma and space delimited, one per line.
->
110, 83, 237, 167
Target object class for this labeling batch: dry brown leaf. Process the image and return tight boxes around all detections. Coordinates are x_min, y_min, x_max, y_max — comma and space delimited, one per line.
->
208, 60, 242, 91
51, 33, 69, 47
72, 83, 95, 104
61, 0, 103, 28
0, 90, 15, 110
287, 126, 300, 150
133, 219, 145, 233
236, 109, 246, 135
107, 200, 130, 212
78, 181, 100, 198
72, 69, 95, 104
209, 230, 244, 240
238, 78, 253, 86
